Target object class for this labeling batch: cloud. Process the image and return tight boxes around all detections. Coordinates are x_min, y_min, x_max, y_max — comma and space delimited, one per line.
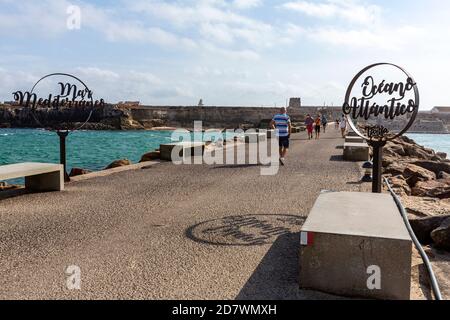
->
281, 0, 381, 24
233, 0, 263, 9
306, 25, 425, 50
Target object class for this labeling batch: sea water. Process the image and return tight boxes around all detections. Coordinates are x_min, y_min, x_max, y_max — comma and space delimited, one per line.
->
407, 134, 450, 159
0, 128, 238, 175
0, 128, 174, 172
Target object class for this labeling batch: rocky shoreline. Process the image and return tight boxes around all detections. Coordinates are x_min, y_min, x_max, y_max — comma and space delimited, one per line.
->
383, 136, 450, 250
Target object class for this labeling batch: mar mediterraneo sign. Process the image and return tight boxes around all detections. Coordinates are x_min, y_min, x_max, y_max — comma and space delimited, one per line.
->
13, 73, 105, 110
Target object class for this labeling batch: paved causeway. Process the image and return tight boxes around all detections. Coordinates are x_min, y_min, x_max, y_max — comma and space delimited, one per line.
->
0, 129, 365, 299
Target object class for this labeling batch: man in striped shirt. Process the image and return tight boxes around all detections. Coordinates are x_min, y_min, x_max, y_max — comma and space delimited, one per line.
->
270, 107, 292, 166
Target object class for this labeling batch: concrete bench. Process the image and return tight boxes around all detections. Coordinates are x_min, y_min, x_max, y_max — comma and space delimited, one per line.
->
0, 162, 64, 192
347, 130, 359, 137
343, 142, 370, 161
160, 142, 206, 161
345, 135, 365, 144
299, 191, 412, 300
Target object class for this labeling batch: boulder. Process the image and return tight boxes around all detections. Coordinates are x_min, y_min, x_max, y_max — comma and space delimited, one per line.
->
403, 164, 436, 186
403, 143, 435, 160
412, 160, 450, 176
412, 178, 450, 199
437, 152, 448, 160
385, 143, 406, 156
384, 163, 406, 176
0, 182, 22, 191
105, 159, 132, 170
409, 215, 450, 244
384, 163, 436, 187
438, 171, 450, 179
140, 151, 161, 162
389, 176, 411, 196
69, 168, 92, 177
431, 218, 450, 250
401, 196, 450, 218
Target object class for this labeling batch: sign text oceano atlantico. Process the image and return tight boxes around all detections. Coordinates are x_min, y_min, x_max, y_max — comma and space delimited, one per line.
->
343, 76, 417, 121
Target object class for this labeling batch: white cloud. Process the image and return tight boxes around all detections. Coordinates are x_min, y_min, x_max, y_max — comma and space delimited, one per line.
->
281, 0, 381, 24
233, 0, 263, 10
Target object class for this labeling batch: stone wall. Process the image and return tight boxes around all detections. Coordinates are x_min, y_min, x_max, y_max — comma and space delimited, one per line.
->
127, 105, 343, 129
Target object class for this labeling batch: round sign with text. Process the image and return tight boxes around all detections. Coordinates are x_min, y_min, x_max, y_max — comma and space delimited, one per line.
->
13, 73, 105, 131
342, 63, 419, 141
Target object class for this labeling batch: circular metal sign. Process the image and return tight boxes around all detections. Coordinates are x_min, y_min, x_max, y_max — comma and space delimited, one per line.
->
13, 73, 105, 132
342, 63, 420, 141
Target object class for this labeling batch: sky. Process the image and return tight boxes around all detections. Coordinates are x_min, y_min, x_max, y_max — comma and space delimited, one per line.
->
0, 0, 449, 110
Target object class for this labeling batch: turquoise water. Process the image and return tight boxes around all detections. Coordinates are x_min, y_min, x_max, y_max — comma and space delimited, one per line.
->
0, 128, 174, 173
407, 134, 450, 158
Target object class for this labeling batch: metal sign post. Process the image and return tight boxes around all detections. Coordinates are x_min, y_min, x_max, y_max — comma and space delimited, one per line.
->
368, 140, 386, 193
57, 130, 70, 182
342, 63, 420, 193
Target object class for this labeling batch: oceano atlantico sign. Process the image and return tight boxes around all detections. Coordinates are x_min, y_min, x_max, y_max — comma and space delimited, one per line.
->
13, 73, 105, 110
342, 63, 419, 141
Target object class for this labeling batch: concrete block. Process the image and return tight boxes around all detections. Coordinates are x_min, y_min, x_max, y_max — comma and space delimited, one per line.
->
299, 192, 412, 300
344, 142, 370, 161
347, 130, 359, 137
160, 142, 205, 161
0, 162, 64, 192
345, 136, 365, 144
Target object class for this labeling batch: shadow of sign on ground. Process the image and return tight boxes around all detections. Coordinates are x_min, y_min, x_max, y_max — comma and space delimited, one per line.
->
186, 214, 305, 247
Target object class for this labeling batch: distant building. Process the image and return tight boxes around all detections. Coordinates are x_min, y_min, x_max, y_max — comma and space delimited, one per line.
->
289, 98, 301, 108
431, 106, 450, 114
198, 99, 204, 107
118, 101, 140, 107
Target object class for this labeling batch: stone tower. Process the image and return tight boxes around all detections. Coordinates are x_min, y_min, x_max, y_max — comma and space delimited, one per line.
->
289, 98, 301, 108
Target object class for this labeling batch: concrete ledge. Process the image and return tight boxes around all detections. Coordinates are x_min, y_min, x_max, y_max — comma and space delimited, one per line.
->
299, 191, 412, 300
160, 142, 206, 161
343, 142, 370, 161
69, 161, 160, 183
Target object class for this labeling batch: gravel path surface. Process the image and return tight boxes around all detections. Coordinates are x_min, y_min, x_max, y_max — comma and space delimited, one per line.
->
0, 129, 364, 300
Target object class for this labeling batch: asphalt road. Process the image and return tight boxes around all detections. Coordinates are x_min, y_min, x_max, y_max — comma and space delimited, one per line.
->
0, 128, 364, 300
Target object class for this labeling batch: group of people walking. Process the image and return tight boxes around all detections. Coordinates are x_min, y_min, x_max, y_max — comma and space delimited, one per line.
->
304, 114, 328, 140
270, 107, 348, 166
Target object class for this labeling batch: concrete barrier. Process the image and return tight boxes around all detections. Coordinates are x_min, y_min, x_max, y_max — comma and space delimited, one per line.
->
299, 191, 412, 300
343, 142, 370, 161
160, 142, 206, 161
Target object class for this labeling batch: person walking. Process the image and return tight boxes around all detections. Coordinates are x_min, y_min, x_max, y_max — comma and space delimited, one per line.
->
321, 114, 328, 133
314, 114, 321, 139
339, 115, 347, 138
304, 114, 314, 140
270, 107, 292, 166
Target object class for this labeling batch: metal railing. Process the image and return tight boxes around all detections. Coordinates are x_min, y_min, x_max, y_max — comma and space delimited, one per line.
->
383, 177, 443, 300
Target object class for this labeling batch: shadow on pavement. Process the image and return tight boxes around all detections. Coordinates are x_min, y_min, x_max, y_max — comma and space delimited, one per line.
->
186, 214, 305, 247
236, 232, 341, 300
329, 155, 344, 162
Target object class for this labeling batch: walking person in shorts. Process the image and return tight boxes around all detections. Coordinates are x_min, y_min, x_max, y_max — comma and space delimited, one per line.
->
305, 114, 314, 140
321, 114, 328, 133
314, 114, 321, 139
339, 115, 347, 138
270, 107, 292, 166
